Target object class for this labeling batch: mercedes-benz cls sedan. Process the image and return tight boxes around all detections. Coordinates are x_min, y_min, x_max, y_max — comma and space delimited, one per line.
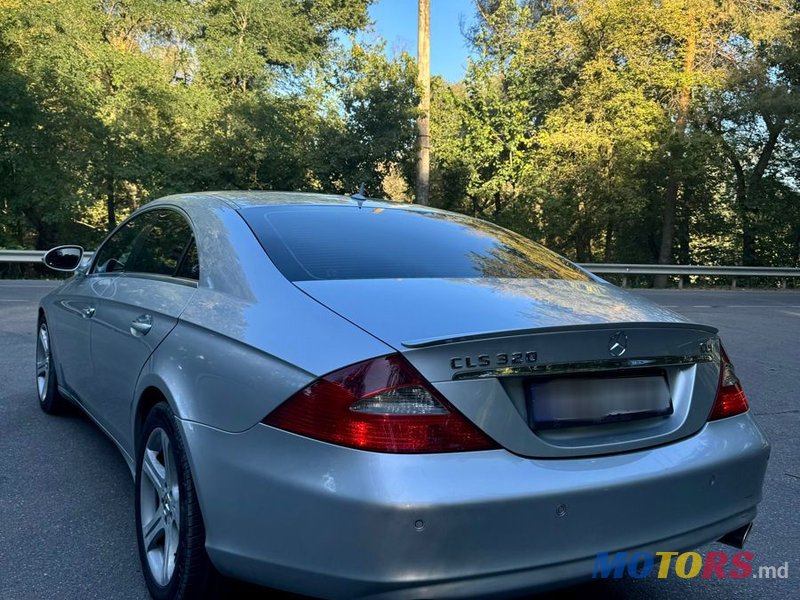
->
36, 192, 769, 599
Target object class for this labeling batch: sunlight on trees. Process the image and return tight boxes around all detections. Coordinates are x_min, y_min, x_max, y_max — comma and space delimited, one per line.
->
0, 0, 798, 273
431, 0, 799, 269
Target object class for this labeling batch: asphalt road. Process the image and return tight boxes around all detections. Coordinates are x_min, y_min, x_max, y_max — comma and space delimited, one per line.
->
1, 282, 797, 599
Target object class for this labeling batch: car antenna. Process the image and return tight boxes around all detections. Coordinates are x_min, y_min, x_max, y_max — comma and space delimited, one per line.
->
351, 182, 367, 208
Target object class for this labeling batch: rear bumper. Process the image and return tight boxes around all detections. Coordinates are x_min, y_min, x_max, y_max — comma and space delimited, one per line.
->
179, 412, 770, 599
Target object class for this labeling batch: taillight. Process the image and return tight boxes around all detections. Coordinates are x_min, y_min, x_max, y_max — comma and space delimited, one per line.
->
263, 354, 498, 453
708, 347, 749, 421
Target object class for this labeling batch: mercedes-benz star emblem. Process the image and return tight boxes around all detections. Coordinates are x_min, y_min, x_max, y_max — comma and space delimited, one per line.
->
608, 331, 628, 357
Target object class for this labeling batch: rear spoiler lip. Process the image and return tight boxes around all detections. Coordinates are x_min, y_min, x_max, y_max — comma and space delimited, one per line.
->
401, 321, 719, 349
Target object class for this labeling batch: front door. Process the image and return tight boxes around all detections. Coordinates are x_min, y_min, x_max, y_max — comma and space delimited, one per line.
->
46, 275, 97, 401
86, 208, 198, 452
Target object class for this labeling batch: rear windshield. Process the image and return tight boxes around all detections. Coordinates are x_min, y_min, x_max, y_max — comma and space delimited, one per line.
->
241, 205, 591, 282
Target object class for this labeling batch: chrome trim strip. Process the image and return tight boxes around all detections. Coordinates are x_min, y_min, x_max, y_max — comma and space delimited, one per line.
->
86, 272, 198, 288
451, 353, 715, 381
402, 321, 719, 349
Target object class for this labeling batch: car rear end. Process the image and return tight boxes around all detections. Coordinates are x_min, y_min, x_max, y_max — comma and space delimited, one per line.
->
183, 200, 770, 599
188, 345, 768, 599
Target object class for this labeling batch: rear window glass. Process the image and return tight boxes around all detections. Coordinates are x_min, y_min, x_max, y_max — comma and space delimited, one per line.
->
241, 205, 591, 282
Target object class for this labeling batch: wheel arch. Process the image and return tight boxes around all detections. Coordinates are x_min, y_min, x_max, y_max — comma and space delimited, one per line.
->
132, 361, 191, 450
36, 305, 67, 385
133, 385, 169, 453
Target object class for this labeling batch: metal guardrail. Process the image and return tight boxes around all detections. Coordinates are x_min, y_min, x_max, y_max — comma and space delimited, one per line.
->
0, 250, 94, 264
581, 263, 800, 289
1, 251, 798, 287
581, 263, 800, 277
0, 250, 47, 264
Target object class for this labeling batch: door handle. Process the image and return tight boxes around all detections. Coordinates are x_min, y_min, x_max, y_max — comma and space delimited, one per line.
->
130, 314, 153, 337
81, 306, 96, 319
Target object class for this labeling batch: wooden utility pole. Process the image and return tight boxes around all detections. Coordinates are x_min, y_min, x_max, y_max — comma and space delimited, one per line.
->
415, 0, 431, 205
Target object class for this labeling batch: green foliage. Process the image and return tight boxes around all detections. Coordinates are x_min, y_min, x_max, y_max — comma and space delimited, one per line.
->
429, 0, 799, 268
311, 41, 419, 195
0, 0, 415, 249
1, 0, 798, 273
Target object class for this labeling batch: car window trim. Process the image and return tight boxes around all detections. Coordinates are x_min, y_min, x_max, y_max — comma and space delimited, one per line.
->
173, 236, 198, 281
123, 220, 155, 275
86, 271, 198, 288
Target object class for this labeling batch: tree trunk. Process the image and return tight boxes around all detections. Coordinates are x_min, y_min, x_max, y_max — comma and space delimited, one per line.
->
741, 205, 757, 266
415, 0, 431, 206
740, 120, 784, 265
107, 179, 116, 231
575, 200, 592, 262
676, 186, 692, 287
725, 150, 749, 267
677, 185, 691, 264
575, 235, 592, 263
655, 174, 680, 286
27, 213, 53, 250
604, 219, 614, 262
719, 118, 785, 266
655, 31, 696, 288
21, 209, 42, 250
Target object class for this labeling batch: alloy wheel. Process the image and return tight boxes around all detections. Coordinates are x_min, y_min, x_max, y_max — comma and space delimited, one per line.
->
36, 323, 50, 402
139, 427, 181, 586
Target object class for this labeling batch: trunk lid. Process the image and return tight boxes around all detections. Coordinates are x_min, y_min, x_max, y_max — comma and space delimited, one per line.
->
295, 277, 688, 349
296, 278, 722, 458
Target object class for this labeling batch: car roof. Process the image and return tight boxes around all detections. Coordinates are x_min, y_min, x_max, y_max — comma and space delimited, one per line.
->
151, 190, 420, 211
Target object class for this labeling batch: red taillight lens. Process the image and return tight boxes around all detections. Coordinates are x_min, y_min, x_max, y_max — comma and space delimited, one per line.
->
264, 354, 498, 453
708, 347, 749, 421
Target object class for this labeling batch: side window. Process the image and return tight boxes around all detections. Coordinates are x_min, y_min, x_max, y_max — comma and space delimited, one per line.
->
93, 216, 147, 274
92, 209, 196, 280
175, 238, 200, 281
125, 210, 193, 276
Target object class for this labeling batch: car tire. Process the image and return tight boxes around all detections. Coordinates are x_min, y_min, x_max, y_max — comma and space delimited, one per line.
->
36, 317, 70, 415
135, 402, 220, 600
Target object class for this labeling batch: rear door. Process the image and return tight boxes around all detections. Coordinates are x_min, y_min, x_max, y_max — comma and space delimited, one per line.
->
87, 208, 199, 452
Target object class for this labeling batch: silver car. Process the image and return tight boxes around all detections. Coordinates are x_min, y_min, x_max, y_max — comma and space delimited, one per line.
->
37, 192, 769, 600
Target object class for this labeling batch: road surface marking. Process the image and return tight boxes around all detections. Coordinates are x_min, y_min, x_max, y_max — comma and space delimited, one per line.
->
726, 305, 800, 308
667, 305, 800, 309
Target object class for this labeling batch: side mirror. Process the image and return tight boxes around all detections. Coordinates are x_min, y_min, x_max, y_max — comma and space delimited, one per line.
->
43, 245, 84, 272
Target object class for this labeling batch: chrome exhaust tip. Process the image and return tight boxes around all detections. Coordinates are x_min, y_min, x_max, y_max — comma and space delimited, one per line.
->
718, 522, 752, 549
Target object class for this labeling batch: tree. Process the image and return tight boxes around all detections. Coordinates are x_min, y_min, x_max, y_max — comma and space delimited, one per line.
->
704, 9, 799, 264
428, 0, 798, 275
638, 0, 790, 280
2, 0, 799, 280
0, 0, 379, 245
313, 42, 419, 196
